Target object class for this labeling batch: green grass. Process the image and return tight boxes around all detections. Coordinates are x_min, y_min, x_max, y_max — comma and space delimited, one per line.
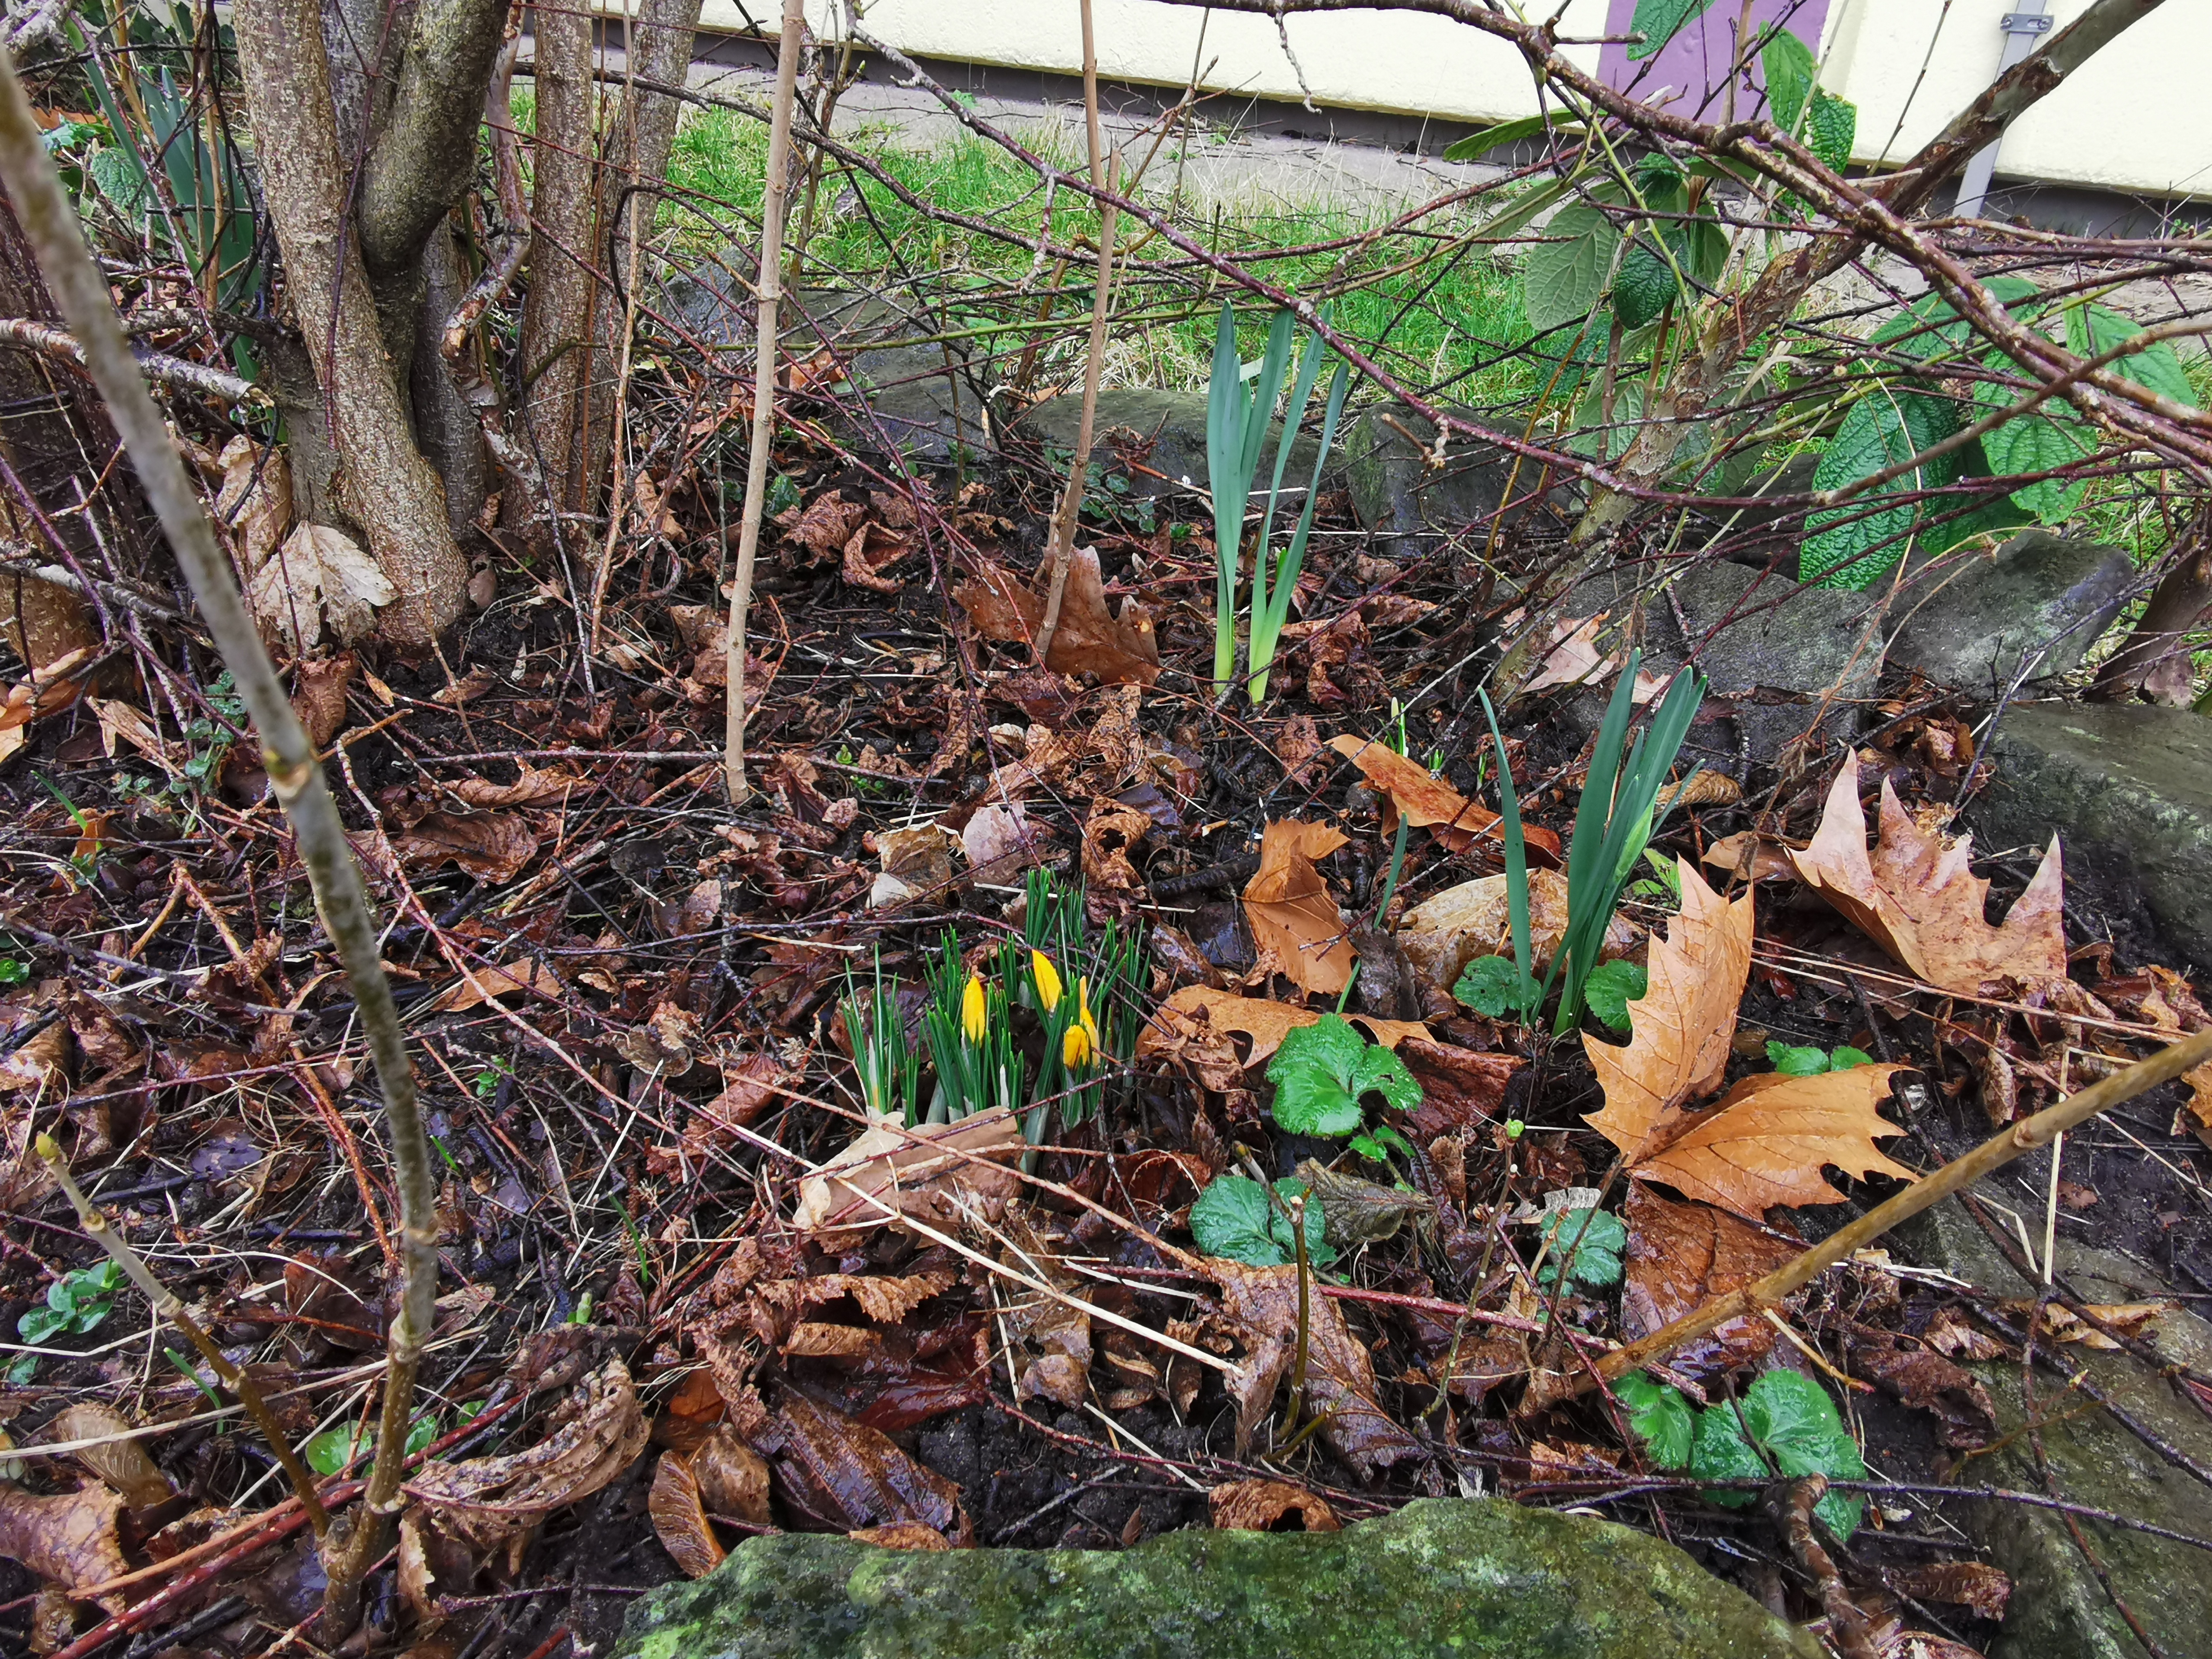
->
658, 106, 1541, 410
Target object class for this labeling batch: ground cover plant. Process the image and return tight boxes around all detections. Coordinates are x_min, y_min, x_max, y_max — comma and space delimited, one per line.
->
1, 0, 2211, 1655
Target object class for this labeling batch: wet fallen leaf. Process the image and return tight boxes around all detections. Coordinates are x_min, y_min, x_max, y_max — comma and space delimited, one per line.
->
792, 1108, 1023, 1240
291, 653, 357, 749
46, 1404, 172, 1510
648, 1451, 725, 1579
1401, 1038, 1523, 1136
403, 1359, 650, 1552
953, 547, 1162, 686
444, 766, 587, 809
849, 1521, 953, 1549
389, 812, 539, 884
653, 1370, 729, 1454
779, 491, 870, 564
1243, 820, 1355, 995
1585, 860, 1915, 1220
1620, 1186, 1799, 1383
1922, 1306, 2005, 1362
430, 957, 564, 1013
1209, 1478, 1339, 1532
216, 436, 292, 574
1887, 1560, 2010, 1622
0, 1482, 129, 1608
962, 801, 1043, 883
997, 1210, 1091, 1409
1205, 1258, 1425, 1477
247, 521, 397, 650
1701, 831, 1801, 884
1858, 1348, 1994, 1448
1395, 871, 1632, 1001
1081, 795, 1151, 894
693, 1423, 772, 1525
842, 522, 911, 593
1327, 736, 1557, 857
1999, 1299, 2168, 1349
1792, 764, 2066, 995
1523, 613, 1611, 693
1138, 986, 1427, 1092
870, 822, 962, 909
745, 1390, 971, 1543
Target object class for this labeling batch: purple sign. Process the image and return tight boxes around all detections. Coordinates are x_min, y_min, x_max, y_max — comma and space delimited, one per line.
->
1597, 0, 1833, 121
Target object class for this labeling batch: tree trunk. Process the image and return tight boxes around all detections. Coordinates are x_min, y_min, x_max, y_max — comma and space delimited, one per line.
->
2090, 507, 2212, 706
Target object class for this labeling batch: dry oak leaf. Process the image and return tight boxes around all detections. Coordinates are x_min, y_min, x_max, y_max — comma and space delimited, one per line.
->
1138, 986, 1428, 1092
953, 546, 1162, 687
1243, 819, 1356, 995
1209, 1478, 1339, 1533
1791, 764, 2065, 996
291, 653, 357, 749
1584, 860, 1915, 1220
0, 1481, 130, 1608
1328, 736, 1561, 858
792, 1107, 1023, 1241
1206, 1257, 1424, 1477
246, 521, 396, 650
403, 1358, 650, 1552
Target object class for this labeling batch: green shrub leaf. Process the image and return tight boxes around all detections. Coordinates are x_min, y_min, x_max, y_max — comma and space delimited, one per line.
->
1616, 1373, 1696, 1468
1614, 238, 1681, 331
1629, 0, 1718, 59
1806, 91, 1856, 173
1536, 1207, 1627, 1289
1691, 1371, 1866, 1537
1454, 954, 1541, 1020
1803, 388, 1961, 587
1583, 960, 1647, 1034
1760, 27, 1819, 135
1766, 1040, 1831, 1076
1267, 1014, 1421, 1138
1190, 1173, 1334, 1268
2064, 302, 2199, 410
1443, 114, 1582, 162
1524, 204, 1621, 333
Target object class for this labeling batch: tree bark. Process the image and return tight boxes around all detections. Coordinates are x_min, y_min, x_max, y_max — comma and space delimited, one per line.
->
235, 0, 470, 649
515, 0, 600, 529
2090, 506, 2212, 705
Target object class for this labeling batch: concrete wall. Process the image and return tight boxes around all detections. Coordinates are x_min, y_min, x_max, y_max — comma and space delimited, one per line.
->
644, 0, 2206, 201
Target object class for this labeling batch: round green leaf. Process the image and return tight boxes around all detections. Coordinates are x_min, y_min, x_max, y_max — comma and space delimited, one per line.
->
1524, 204, 1621, 334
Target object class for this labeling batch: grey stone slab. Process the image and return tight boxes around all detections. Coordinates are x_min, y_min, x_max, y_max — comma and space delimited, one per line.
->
1887, 531, 2136, 697
617, 1496, 1821, 1659
1969, 700, 2212, 970
1007, 388, 1335, 509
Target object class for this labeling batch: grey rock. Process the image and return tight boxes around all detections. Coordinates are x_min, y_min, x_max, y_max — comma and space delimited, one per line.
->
1968, 700, 2212, 970
1885, 531, 2135, 696
664, 261, 988, 467
1342, 402, 1576, 558
1546, 561, 1884, 773
1009, 388, 1332, 508
616, 1497, 1821, 1659
1898, 1197, 2212, 1659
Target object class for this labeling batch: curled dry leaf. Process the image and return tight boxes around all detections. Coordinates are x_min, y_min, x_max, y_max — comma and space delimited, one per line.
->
1887, 1560, 2011, 1622
291, 652, 357, 749
387, 812, 540, 884
0, 1482, 130, 1608
430, 957, 564, 1014
652, 1370, 728, 1454
649, 1451, 726, 1580
1858, 1348, 1995, 1448
962, 801, 1042, 884
1138, 986, 1427, 1091
693, 1423, 773, 1525
247, 521, 397, 650
849, 1521, 953, 1550
403, 1359, 650, 1552
791, 1107, 1023, 1240
999, 1211, 1090, 1409
1243, 820, 1356, 995
1999, 1299, 2168, 1348
1081, 796, 1152, 894
1523, 613, 1611, 693
444, 766, 587, 809
1620, 1186, 1798, 1383
646, 1052, 794, 1175
1791, 765, 2066, 996
1205, 1257, 1424, 1477
216, 436, 292, 575
1585, 861, 1914, 1220
48, 1405, 172, 1509
1208, 1478, 1339, 1532
1702, 832, 1801, 884
871, 822, 963, 910
953, 546, 1162, 686
1396, 870, 1633, 1001
744, 1390, 971, 1543
842, 522, 911, 593
1327, 736, 1558, 858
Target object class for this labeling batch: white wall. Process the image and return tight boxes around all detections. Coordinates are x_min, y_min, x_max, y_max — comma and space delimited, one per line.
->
644, 0, 2208, 200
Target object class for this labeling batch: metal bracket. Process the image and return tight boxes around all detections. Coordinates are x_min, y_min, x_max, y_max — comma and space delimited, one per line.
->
1999, 12, 2054, 33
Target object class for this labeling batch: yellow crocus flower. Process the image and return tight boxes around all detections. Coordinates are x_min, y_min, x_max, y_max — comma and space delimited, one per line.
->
961, 974, 988, 1043
1030, 950, 1063, 1013
1062, 1018, 1094, 1069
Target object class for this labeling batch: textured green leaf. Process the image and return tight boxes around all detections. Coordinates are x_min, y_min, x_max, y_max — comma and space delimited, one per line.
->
1767, 1040, 1830, 1077
1803, 389, 1962, 587
1524, 204, 1621, 333
1454, 954, 1541, 1020
1443, 114, 1582, 162
1617, 1373, 1695, 1468
1691, 1399, 1771, 1508
1919, 481, 2035, 555
1536, 1208, 1627, 1289
1829, 1046, 1875, 1071
1614, 238, 1680, 331
1189, 1173, 1332, 1268
1806, 91, 1856, 172
1267, 1014, 1422, 1137
1760, 26, 1819, 135
1629, 0, 1718, 59
1583, 959, 1647, 1034
1694, 1371, 1866, 1536
1974, 386, 2095, 522
2065, 302, 2199, 409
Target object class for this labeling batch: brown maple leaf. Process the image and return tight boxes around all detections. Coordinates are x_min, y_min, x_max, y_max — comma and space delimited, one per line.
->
1583, 859, 1916, 1220
1790, 763, 2065, 995
1326, 736, 1562, 858
952, 547, 1161, 686
1242, 820, 1356, 995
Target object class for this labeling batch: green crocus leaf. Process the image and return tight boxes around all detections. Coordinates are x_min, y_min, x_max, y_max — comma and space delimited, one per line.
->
1536, 1207, 1627, 1290
1189, 1173, 1333, 1268
1616, 1373, 1695, 1469
1584, 960, 1647, 1034
1268, 1014, 1422, 1137
1766, 1040, 1830, 1077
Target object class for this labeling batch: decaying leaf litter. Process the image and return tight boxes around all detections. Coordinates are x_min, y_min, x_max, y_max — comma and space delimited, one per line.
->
3, 3, 2212, 1657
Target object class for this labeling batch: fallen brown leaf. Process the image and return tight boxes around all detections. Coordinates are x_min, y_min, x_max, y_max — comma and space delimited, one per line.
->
1209, 1478, 1339, 1532
389, 811, 539, 884
953, 547, 1161, 686
1858, 1348, 1995, 1448
693, 1424, 773, 1525
1243, 820, 1356, 995
849, 1521, 954, 1549
430, 957, 564, 1013
1791, 764, 2066, 995
1205, 1258, 1424, 1477
1401, 1039, 1524, 1137
842, 522, 911, 593
1619, 1186, 1798, 1383
404, 1359, 650, 1552
1328, 736, 1558, 857
791, 1108, 1023, 1240
1585, 860, 1915, 1220
1998, 1299, 2168, 1349
648, 1451, 726, 1579
1395, 871, 1632, 1000
291, 653, 357, 749
1886, 1561, 2011, 1622
1138, 987, 1428, 1091
0, 1482, 130, 1608
646, 1053, 794, 1175
1701, 831, 1801, 884
48, 1405, 171, 1509
652, 1370, 729, 1454
216, 435, 292, 574
444, 766, 587, 809
1081, 795, 1151, 893
744, 1390, 971, 1543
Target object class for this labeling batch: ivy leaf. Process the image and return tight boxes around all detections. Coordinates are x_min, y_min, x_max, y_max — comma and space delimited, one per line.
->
1766, 1040, 1831, 1077
1691, 1371, 1866, 1537
1524, 204, 1621, 332
1628, 0, 1718, 59
1616, 1373, 1695, 1468
1190, 1173, 1334, 1268
1584, 960, 1647, 1034
1536, 1207, 1627, 1289
1268, 1014, 1422, 1137
1760, 26, 1819, 135
1454, 954, 1542, 1021
1805, 90, 1856, 173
